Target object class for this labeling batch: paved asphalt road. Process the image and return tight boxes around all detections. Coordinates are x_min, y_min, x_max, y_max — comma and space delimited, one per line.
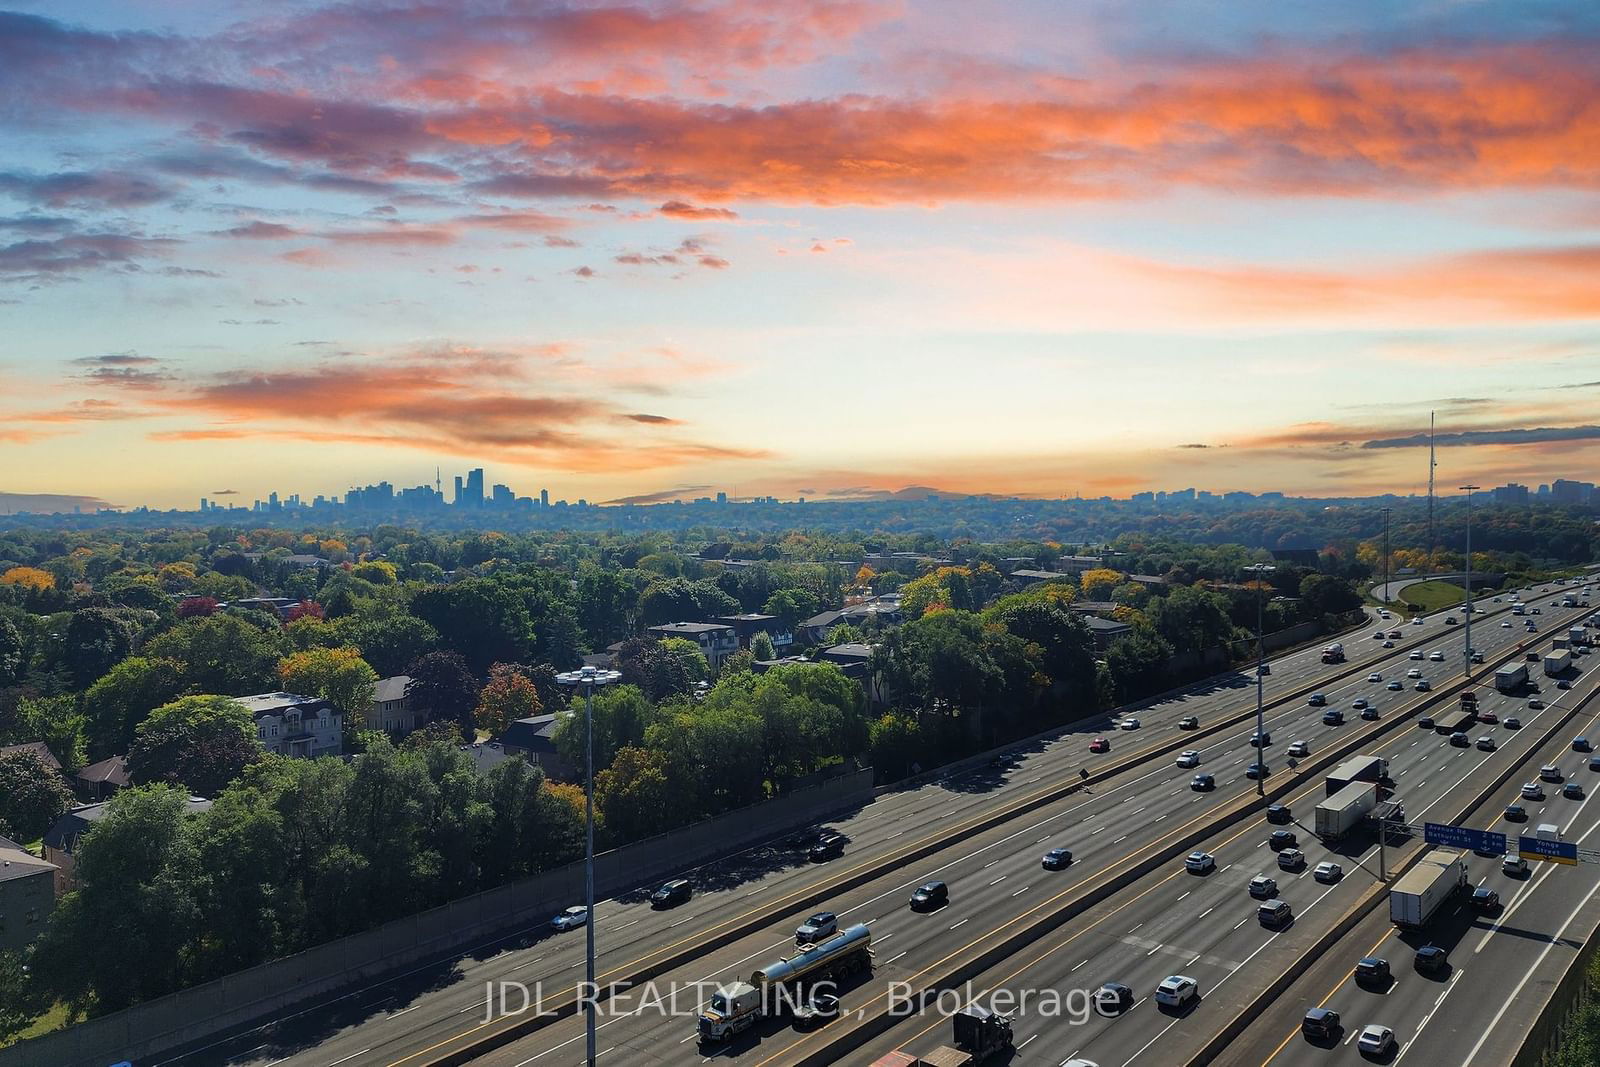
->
840, 599, 1596, 1067
459, 595, 1594, 1067
145, 583, 1584, 1067
1225, 663, 1600, 1066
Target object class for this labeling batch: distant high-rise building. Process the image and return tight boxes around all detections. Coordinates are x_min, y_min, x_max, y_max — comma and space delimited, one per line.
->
199, 498, 209, 511
1551, 479, 1595, 506
464, 468, 484, 508
492, 483, 514, 507
540, 488, 549, 508
716, 491, 727, 505
454, 475, 464, 505
1491, 483, 1529, 505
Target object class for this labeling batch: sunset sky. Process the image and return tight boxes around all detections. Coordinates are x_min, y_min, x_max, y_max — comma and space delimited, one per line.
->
3, 0, 1598, 510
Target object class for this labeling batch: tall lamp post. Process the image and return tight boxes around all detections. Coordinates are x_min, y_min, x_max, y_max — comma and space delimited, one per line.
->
1379, 507, 1392, 605
1244, 563, 1276, 796
556, 665, 622, 1067
1460, 485, 1480, 683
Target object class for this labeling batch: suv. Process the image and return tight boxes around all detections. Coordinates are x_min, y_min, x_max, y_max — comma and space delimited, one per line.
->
909, 881, 948, 910
1155, 975, 1199, 1008
1178, 716, 1199, 730
1190, 772, 1215, 791
1307, 693, 1327, 707
1355, 957, 1391, 985
1266, 804, 1292, 824
795, 912, 838, 943
1415, 945, 1448, 974
1258, 899, 1293, 928
1302, 1007, 1341, 1040
1248, 874, 1279, 898
1277, 848, 1306, 871
1322, 709, 1344, 725
650, 879, 693, 908
1185, 851, 1216, 873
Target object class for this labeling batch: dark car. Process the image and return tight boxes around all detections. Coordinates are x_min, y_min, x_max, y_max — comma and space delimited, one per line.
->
1266, 804, 1292, 824
1354, 957, 1391, 985
1191, 773, 1215, 791
1095, 982, 1135, 1016
1302, 1007, 1342, 1040
1042, 848, 1073, 870
1565, 782, 1585, 799
650, 879, 693, 908
1415, 945, 1448, 974
1178, 716, 1199, 730
1576, 738, 1594, 753
1590, 756, 1600, 772
1258, 663, 1271, 675
807, 836, 845, 862
1418, 716, 1435, 729
1449, 732, 1470, 747
792, 991, 840, 1029
1307, 693, 1327, 707
1471, 887, 1501, 913
1361, 706, 1381, 721
1246, 762, 1270, 780
910, 880, 948, 910
1322, 710, 1344, 726
1505, 803, 1527, 821
1250, 730, 1271, 746
1269, 829, 1298, 851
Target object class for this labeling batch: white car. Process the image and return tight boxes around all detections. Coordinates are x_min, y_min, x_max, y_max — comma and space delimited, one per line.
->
551, 905, 589, 931
1429, 650, 1445, 661
1185, 851, 1216, 873
1358, 1025, 1396, 1056
1501, 621, 1512, 628
1412, 617, 1425, 625
1154, 975, 1199, 1007
1314, 861, 1343, 883
1368, 672, 1383, 682
1407, 667, 1422, 678
1288, 741, 1310, 757
1121, 718, 1142, 730
1409, 650, 1424, 660
1175, 751, 1201, 768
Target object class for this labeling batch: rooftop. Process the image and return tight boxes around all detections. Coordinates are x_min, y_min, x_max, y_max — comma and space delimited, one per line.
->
372, 675, 411, 703
647, 621, 735, 635
0, 846, 56, 883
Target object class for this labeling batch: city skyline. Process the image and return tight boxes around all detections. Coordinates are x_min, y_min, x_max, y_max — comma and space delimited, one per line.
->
3, 2, 1600, 508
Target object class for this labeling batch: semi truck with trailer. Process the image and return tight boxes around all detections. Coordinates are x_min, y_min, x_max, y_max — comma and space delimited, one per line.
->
1325, 755, 1390, 796
1573, 626, 1591, 648
1316, 780, 1381, 841
1390, 848, 1469, 928
698, 923, 873, 1042
869, 1005, 1015, 1067
1546, 649, 1573, 676
1496, 663, 1529, 693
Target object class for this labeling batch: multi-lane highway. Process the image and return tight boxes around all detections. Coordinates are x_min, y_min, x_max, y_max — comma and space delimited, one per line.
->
1226, 668, 1600, 1066
453, 592, 1592, 1067
837, 597, 1594, 1067
146, 582, 1585, 1067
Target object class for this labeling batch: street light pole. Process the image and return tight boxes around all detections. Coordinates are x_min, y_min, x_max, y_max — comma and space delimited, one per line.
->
1244, 563, 1276, 797
1459, 485, 1480, 683
556, 665, 621, 1067
1380, 507, 1392, 605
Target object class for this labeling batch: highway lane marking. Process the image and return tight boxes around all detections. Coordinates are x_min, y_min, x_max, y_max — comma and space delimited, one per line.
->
1091, 826, 1107, 834
1475, 781, 1600, 953
1072, 960, 1088, 971
1018, 1034, 1037, 1049
326, 1052, 371, 1067
1013, 886, 1030, 896
990, 875, 1007, 886
1393, 968, 1464, 1066
1197, 907, 1214, 919
1176, 891, 1189, 901
950, 918, 969, 929
885, 951, 908, 965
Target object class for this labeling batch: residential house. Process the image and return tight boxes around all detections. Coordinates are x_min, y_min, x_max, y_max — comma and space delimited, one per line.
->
797, 595, 905, 644
43, 797, 212, 893
497, 714, 571, 780
233, 692, 343, 758
281, 554, 331, 569
1080, 615, 1133, 650
0, 741, 60, 773
1010, 569, 1074, 587
646, 621, 739, 669
0, 842, 56, 953
75, 755, 130, 801
460, 741, 521, 777
715, 613, 794, 654
226, 596, 302, 620
368, 675, 416, 733
818, 643, 890, 705
1054, 555, 1107, 574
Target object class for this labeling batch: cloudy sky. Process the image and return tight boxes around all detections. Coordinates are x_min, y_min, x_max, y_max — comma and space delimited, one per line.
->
2, 0, 1598, 509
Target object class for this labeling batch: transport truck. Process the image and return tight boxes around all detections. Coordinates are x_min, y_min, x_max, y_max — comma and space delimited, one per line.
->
869, 1005, 1015, 1067
1436, 710, 1477, 736
1316, 780, 1380, 841
1459, 689, 1479, 711
1573, 626, 1591, 648
1389, 848, 1469, 928
1512, 602, 1526, 615
1326, 755, 1390, 797
1496, 663, 1529, 693
698, 923, 873, 1042
1546, 649, 1573, 676
1320, 643, 1346, 664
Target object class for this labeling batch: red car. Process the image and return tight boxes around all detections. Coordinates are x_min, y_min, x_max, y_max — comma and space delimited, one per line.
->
1478, 710, 1498, 724
1089, 738, 1111, 753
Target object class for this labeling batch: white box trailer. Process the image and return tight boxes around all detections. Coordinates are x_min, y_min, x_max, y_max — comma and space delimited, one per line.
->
1390, 848, 1469, 928
1546, 649, 1573, 676
1326, 755, 1389, 797
1316, 781, 1379, 841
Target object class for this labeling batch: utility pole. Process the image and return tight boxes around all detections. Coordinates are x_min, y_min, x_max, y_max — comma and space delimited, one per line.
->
1244, 562, 1276, 796
1461, 484, 1480, 682
1426, 412, 1437, 573
1380, 506, 1392, 604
